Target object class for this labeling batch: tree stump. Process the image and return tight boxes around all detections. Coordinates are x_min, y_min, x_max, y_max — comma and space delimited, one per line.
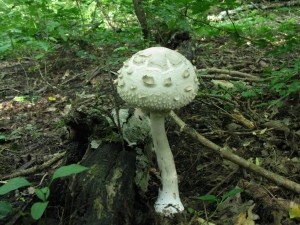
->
63, 144, 136, 225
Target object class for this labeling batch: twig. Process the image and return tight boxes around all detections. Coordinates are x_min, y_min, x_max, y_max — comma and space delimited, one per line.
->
37, 66, 58, 90
200, 74, 257, 82
61, 73, 81, 85
169, 111, 300, 194
226, 9, 239, 37
1, 152, 66, 180
198, 68, 259, 80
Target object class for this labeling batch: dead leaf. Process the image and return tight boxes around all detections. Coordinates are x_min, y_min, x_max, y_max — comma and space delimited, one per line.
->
212, 79, 235, 89
235, 212, 247, 225
196, 217, 216, 225
62, 104, 72, 116
235, 204, 256, 225
263, 120, 290, 136
62, 69, 70, 80
231, 110, 255, 129
90, 139, 102, 149
45, 107, 57, 112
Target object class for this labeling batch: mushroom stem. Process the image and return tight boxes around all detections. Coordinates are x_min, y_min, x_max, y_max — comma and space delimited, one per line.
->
150, 112, 184, 215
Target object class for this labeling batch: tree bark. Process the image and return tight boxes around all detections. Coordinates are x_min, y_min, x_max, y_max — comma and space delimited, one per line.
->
132, 0, 150, 40
63, 144, 136, 225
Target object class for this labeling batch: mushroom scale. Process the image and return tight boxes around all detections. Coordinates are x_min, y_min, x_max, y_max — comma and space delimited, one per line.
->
117, 47, 199, 112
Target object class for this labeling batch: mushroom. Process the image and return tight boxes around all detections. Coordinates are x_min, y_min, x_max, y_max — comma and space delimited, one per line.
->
116, 47, 199, 215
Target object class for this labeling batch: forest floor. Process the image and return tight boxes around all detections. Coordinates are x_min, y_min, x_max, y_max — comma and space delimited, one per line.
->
0, 36, 300, 225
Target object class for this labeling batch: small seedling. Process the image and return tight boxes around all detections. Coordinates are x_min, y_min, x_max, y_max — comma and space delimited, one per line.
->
0, 164, 88, 220
193, 188, 244, 219
196, 188, 244, 206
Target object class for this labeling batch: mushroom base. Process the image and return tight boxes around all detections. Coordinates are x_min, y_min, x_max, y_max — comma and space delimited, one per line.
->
154, 189, 184, 215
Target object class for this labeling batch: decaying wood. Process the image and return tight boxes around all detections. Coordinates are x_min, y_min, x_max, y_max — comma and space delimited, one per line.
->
169, 111, 300, 194
63, 144, 136, 225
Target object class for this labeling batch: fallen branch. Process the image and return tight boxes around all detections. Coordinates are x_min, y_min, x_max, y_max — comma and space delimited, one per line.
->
260, 1, 300, 10
1, 152, 66, 181
200, 74, 258, 82
207, 1, 300, 21
169, 111, 300, 194
198, 68, 259, 80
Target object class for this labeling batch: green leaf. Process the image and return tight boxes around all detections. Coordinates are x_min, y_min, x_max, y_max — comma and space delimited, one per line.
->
289, 206, 300, 219
49, 37, 58, 42
113, 46, 129, 52
271, 82, 285, 91
35, 53, 45, 60
288, 82, 300, 94
31, 201, 49, 220
187, 207, 195, 214
13, 96, 26, 102
0, 135, 7, 140
241, 90, 257, 98
221, 188, 244, 201
0, 43, 11, 53
0, 177, 32, 195
35, 187, 50, 201
37, 41, 49, 51
0, 201, 13, 219
51, 164, 88, 182
196, 194, 218, 202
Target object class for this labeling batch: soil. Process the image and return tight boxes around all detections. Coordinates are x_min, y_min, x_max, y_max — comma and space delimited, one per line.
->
0, 36, 300, 225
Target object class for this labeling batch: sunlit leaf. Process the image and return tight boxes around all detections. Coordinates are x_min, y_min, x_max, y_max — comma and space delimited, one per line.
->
48, 96, 56, 101
255, 157, 261, 166
289, 206, 300, 219
13, 96, 26, 102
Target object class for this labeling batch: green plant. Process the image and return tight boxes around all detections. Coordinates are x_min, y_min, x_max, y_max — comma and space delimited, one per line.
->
204, 59, 299, 107
196, 188, 243, 205
0, 0, 144, 59
254, 59, 300, 107
268, 60, 300, 97
189, 188, 243, 218
0, 164, 88, 220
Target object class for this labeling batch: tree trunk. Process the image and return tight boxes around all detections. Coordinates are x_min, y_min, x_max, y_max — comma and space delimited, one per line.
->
63, 144, 136, 225
132, 0, 150, 40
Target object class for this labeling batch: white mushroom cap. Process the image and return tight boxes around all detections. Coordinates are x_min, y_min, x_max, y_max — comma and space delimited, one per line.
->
116, 47, 199, 112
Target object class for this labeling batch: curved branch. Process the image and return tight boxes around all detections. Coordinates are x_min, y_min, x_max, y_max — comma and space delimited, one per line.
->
170, 111, 300, 194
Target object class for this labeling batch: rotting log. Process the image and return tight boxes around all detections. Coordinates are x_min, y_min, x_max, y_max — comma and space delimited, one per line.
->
62, 144, 136, 225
